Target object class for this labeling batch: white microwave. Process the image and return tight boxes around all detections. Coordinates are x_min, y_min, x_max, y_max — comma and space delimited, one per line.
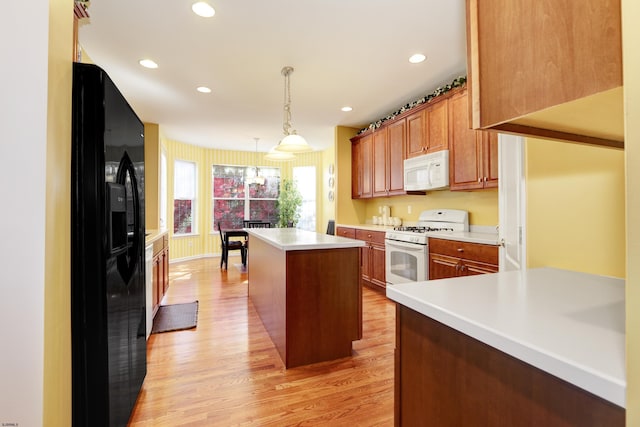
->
403, 150, 449, 191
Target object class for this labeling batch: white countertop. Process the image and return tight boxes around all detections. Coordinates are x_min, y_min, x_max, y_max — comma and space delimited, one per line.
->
246, 228, 366, 251
336, 223, 499, 245
386, 268, 626, 407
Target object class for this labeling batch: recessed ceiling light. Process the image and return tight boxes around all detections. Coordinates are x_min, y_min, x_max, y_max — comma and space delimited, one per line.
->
341, 106, 353, 112
192, 1, 215, 17
409, 53, 426, 64
197, 86, 212, 93
139, 59, 158, 69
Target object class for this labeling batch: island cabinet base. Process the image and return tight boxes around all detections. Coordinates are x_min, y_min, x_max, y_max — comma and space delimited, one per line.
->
248, 236, 362, 368
394, 305, 624, 427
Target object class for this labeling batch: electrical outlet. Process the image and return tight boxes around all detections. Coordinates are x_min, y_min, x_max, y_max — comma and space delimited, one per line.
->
407, 205, 412, 214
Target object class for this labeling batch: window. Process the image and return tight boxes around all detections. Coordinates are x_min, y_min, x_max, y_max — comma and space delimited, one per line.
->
212, 165, 280, 230
160, 151, 167, 230
293, 166, 316, 231
174, 160, 196, 234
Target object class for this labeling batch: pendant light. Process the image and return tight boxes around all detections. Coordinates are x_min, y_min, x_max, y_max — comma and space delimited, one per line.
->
246, 138, 265, 185
275, 66, 312, 153
264, 145, 296, 161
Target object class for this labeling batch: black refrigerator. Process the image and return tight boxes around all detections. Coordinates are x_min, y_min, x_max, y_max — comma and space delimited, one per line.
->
71, 62, 146, 427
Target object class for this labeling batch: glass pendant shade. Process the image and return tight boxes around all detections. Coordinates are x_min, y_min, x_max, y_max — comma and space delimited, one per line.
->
276, 134, 312, 153
264, 146, 296, 161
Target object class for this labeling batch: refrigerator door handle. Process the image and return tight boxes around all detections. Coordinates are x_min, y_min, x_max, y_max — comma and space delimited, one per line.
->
115, 151, 141, 284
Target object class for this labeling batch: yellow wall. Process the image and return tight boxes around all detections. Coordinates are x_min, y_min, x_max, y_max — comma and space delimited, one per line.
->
162, 138, 326, 261
321, 142, 337, 232
526, 137, 625, 277
361, 190, 498, 226
623, 0, 640, 421
43, 0, 72, 425
144, 122, 160, 230
335, 126, 367, 224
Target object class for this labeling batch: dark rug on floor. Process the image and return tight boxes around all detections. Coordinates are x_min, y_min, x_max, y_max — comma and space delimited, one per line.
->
234, 263, 247, 273
151, 301, 198, 334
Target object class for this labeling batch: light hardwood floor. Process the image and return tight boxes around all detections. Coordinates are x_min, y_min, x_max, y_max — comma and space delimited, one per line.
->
130, 257, 396, 426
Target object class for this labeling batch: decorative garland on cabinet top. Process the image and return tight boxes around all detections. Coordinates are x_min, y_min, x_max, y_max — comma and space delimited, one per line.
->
357, 76, 467, 135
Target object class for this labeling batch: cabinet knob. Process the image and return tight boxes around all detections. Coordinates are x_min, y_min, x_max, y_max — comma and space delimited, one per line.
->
478, 177, 482, 183
457, 248, 464, 252
483, 176, 488, 182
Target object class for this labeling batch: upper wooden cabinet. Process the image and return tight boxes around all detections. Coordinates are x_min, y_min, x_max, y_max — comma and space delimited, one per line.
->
352, 134, 373, 199
449, 89, 498, 191
406, 100, 448, 158
372, 120, 406, 197
466, 0, 623, 148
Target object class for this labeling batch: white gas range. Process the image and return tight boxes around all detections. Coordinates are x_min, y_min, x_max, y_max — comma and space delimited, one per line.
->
385, 209, 469, 286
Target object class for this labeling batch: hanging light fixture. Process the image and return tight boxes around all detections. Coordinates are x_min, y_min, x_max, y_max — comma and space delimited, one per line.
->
275, 66, 312, 153
246, 138, 265, 185
264, 145, 296, 161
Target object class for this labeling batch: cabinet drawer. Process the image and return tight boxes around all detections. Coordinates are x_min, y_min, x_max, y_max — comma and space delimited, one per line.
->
355, 229, 386, 245
429, 238, 498, 265
336, 226, 356, 239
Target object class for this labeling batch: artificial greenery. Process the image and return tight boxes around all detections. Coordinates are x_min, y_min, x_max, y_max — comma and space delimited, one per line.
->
357, 76, 467, 135
277, 178, 302, 228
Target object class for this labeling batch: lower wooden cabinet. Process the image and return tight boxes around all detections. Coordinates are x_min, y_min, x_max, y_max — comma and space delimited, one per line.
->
336, 226, 387, 291
428, 238, 498, 280
355, 229, 386, 291
151, 234, 169, 315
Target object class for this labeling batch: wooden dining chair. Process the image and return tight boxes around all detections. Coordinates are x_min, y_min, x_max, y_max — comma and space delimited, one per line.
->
218, 222, 247, 270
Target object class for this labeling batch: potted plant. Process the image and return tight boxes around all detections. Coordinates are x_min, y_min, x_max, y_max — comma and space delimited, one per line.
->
277, 178, 302, 227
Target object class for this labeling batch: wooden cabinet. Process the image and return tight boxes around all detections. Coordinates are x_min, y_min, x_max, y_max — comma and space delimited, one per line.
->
395, 305, 624, 426
449, 89, 498, 191
372, 120, 406, 197
151, 234, 169, 315
335, 226, 356, 239
466, 0, 623, 148
406, 99, 449, 158
428, 237, 498, 280
351, 134, 373, 199
355, 229, 386, 291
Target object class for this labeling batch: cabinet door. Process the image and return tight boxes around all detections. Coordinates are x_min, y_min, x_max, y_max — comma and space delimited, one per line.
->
482, 131, 499, 188
360, 134, 373, 198
370, 243, 386, 289
162, 248, 170, 294
360, 244, 371, 283
351, 140, 361, 198
372, 129, 388, 197
426, 100, 449, 153
449, 90, 484, 190
428, 253, 460, 280
152, 255, 161, 310
459, 259, 499, 276
387, 119, 406, 195
406, 110, 426, 158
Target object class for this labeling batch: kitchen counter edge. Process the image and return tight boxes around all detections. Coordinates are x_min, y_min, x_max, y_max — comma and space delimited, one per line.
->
336, 223, 499, 245
246, 228, 366, 251
386, 267, 626, 408
145, 229, 168, 246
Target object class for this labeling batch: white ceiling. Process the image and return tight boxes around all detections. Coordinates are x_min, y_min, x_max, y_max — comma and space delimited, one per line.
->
78, 0, 467, 153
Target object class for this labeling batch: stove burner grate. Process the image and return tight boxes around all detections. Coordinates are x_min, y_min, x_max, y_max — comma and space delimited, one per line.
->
393, 226, 454, 233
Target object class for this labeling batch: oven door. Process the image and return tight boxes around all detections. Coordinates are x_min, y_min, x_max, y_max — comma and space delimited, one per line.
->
385, 238, 428, 286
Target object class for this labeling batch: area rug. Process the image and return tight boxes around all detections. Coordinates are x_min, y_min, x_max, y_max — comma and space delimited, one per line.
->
234, 263, 247, 273
151, 301, 199, 334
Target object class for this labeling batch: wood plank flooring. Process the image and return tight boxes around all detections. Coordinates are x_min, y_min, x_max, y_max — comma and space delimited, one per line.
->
129, 257, 396, 426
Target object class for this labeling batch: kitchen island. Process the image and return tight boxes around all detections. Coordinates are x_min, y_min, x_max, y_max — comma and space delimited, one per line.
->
387, 268, 625, 426
246, 228, 365, 368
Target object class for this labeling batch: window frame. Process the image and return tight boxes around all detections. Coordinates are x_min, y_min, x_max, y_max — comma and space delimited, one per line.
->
173, 159, 197, 236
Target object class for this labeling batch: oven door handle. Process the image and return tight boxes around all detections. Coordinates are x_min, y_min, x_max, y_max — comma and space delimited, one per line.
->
385, 239, 427, 252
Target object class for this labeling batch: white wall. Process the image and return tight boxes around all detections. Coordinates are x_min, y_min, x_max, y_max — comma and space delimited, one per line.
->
0, 2, 49, 425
